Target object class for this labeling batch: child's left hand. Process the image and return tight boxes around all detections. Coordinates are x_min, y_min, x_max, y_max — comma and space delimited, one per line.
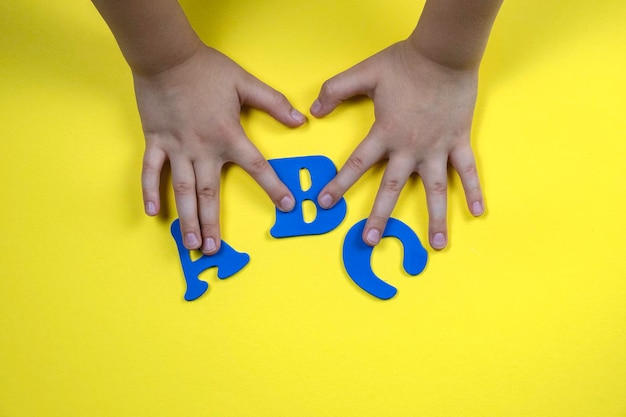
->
310, 39, 485, 250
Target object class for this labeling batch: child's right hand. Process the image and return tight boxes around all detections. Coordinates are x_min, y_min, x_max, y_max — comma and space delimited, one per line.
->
134, 44, 306, 255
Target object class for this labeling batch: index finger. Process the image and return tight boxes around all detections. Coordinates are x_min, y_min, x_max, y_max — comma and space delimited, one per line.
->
317, 130, 385, 210
361, 157, 415, 246
228, 132, 296, 212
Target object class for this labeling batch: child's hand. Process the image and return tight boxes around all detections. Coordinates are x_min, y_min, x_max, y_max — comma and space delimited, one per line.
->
311, 40, 484, 250
135, 44, 306, 254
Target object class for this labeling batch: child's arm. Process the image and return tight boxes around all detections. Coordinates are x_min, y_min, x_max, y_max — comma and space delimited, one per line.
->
311, 0, 503, 250
91, 0, 306, 254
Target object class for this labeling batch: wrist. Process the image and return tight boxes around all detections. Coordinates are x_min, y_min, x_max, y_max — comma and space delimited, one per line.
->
406, 29, 482, 72
406, 0, 502, 72
128, 35, 203, 77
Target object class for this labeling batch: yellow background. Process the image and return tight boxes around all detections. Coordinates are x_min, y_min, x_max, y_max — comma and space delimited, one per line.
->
1, 0, 625, 416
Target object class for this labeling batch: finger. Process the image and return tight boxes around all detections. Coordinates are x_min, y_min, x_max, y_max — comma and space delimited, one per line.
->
239, 75, 306, 127
229, 133, 295, 213
419, 161, 449, 250
449, 145, 485, 216
310, 63, 376, 118
317, 128, 385, 210
362, 158, 415, 246
141, 145, 166, 216
194, 159, 222, 255
170, 157, 201, 250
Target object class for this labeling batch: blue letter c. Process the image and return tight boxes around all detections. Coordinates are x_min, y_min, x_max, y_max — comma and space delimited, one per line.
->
342, 218, 428, 300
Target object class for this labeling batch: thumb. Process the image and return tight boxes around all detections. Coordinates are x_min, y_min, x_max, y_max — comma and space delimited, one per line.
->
310, 62, 376, 118
240, 75, 307, 128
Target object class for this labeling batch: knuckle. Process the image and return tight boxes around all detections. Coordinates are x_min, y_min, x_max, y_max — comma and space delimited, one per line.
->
428, 215, 447, 231
368, 214, 389, 228
200, 221, 219, 232
459, 162, 478, 177
197, 185, 218, 201
427, 181, 447, 196
323, 185, 340, 199
377, 119, 399, 137
218, 127, 238, 144
247, 156, 271, 176
345, 155, 366, 174
268, 90, 289, 108
320, 79, 338, 99
382, 178, 403, 194
466, 184, 482, 197
141, 180, 155, 193
143, 132, 162, 145
208, 120, 239, 144
142, 157, 161, 175
172, 181, 194, 195
178, 219, 198, 234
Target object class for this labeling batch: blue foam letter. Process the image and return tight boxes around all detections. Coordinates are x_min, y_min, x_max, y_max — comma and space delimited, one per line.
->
171, 219, 250, 301
269, 155, 347, 238
342, 218, 428, 300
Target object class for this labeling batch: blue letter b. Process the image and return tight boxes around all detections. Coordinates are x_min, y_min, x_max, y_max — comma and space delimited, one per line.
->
269, 155, 347, 238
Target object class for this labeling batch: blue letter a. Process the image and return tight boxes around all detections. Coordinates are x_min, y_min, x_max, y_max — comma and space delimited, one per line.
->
269, 155, 347, 238
171, 219, 250, 301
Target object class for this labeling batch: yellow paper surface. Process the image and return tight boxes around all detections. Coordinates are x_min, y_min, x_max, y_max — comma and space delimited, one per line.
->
1, 1, 625, 416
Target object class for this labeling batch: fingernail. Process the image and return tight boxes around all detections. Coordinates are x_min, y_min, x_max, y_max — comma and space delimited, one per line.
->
471, 201, 484, 216
145, 201, 157, 216
365, 228, 381, 246
319, 193, 333, 209
279, 195, 295, 212
185, 233, 200, 248
311, 100, 322, 114
432, 233, 446, 249
291, 109, 306, 124
203, 237, 217, 254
